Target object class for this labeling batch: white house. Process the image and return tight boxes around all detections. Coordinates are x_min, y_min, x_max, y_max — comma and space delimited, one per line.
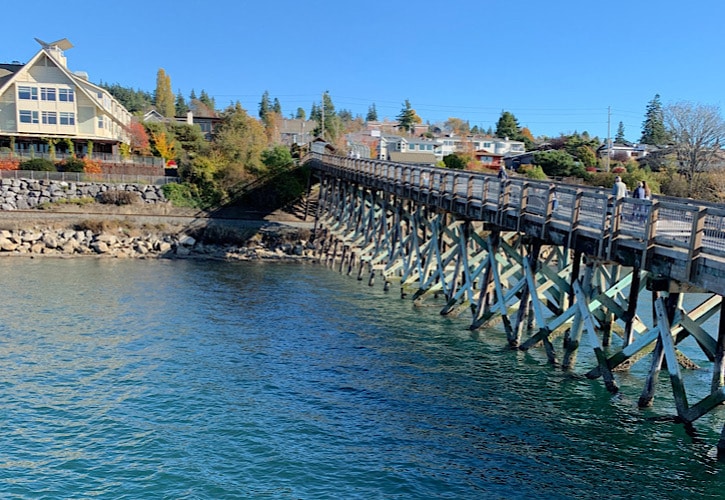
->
0, 38, 132, 156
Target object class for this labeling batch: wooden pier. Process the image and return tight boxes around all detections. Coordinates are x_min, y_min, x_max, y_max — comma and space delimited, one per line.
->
306, 152, 725, 454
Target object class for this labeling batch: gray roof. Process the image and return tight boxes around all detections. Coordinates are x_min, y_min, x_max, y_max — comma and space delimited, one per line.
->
0, 63, 23, 90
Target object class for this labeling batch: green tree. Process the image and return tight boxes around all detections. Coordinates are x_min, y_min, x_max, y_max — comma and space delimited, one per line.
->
99, 82, 153, 113
366, 103, 378, 122
495, 111, 520, 140
641, 94, 668, 145
259, 91, 271, 120
169, 122, 208, 157
175, 90, 189, 116
295, 107, 306, 120
533, 149, 575, 177
442, 153, 470, 170
311, 91, 342, 142
261, 145, 294, 172
272, 98, 282, 115
212, 102, 267, 182
154, 68, 174, 117
397, 99, 420, 133
576, 145, 597, 168
615, 121, 626, 143
199, 90, 215, 111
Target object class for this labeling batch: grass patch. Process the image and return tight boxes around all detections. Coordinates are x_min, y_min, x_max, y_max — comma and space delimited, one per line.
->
97, 191, 141, 205
36, 197, 96, 210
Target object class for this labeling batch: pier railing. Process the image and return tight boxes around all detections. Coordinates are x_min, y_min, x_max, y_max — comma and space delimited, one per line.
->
308, 153, 725, 295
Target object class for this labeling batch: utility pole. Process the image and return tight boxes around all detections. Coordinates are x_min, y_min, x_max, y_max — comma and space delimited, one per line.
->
606, 106, 611, 172
321, 91, 325, 141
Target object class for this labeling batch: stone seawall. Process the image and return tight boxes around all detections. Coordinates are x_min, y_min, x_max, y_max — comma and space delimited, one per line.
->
0, 178, 166, 210
0, 226, 316, 261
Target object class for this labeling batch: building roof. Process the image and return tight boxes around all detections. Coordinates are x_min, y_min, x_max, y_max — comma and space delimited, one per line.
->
279, 119, 318, 134
389, 152, 437, 164
0, 63, 23, 90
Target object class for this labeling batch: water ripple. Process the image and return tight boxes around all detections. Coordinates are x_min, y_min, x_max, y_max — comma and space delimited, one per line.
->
0, 260, 723, 499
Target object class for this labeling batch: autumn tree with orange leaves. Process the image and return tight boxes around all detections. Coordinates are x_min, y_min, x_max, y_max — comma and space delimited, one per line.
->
127, 119, 150, 155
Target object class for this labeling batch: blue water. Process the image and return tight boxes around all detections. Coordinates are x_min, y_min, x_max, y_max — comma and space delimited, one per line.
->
1, 258, 725, 499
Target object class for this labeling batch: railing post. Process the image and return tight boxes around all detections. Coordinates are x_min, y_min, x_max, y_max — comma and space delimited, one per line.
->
685, 207, 707, 281
518, 182, 529, 233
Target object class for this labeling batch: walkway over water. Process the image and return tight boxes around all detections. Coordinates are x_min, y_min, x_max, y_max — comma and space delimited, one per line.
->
306, 152, 725, 455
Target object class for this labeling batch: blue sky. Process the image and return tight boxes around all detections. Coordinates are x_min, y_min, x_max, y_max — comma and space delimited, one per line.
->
2, 0, 723, 141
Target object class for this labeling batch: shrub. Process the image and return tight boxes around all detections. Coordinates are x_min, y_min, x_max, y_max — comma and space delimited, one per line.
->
20, 158, 55, 171
162, 182, 201, 208
517, 164, 548, 180
57, 156, 86, 173
443, 153, 470, 170
97, 190, 141, 205
0, 158, 19, 170
611, 166, 626, 174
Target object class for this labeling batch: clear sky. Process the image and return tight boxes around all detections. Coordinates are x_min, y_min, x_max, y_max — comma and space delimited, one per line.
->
1, 0, 723, 141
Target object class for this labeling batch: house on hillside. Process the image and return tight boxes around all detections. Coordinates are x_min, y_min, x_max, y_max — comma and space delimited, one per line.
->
597, 141, 652, 161
0, 38, 132, 156
472, 150, 504, 170
378, 135, 440, 164
279, 118, 317, 146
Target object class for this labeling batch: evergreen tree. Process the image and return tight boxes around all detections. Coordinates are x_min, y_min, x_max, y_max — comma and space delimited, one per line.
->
199, 90, 215, 111
175, 90, 189, 116
189, 89, 197, 101
154, 68, 175, 117
310, 92, 342, 141
397, 99, 420, 133
495, 111, 520, 140
615, 121, 626, 143
272, 97, 282, 115
99, 82, 153, 113
259, 91, 271, 120
295, 107, 306, 120
641, 94, 668, 145
366, 103, 378, 122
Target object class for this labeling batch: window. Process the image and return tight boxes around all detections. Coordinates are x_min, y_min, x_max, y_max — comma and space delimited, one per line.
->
19, 110, 39, 124
98, 116, 105, 129
483, 142, 492, 148
42, 111, 57, 125
18, 86, 38, 100
59, 88, 74, 102
41, 87, 56, 101
60, 112, 75, 125
482, 156, 493, 163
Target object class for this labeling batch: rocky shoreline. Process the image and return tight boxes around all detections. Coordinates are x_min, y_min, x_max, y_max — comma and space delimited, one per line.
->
0, 223, 318, 262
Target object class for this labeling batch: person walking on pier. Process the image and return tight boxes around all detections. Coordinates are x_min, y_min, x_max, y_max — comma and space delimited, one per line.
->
612, 176, 627, 200
609, 175, 628, 217
498, 165, 508, 181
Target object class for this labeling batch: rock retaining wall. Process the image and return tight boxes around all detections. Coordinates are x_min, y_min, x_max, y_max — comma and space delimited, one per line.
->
0, 227, 315, 261
0, 178, 166, 210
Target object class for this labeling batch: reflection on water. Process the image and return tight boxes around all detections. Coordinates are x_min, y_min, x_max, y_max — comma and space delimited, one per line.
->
0, 258, 724, 499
